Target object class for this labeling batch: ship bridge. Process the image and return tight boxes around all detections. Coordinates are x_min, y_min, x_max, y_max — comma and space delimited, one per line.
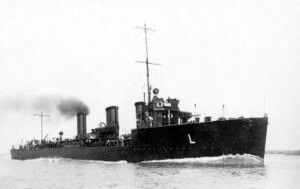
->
135, 92, 192, 129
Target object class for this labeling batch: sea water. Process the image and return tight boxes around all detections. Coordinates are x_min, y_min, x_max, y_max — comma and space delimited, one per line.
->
0, 154, 299, 189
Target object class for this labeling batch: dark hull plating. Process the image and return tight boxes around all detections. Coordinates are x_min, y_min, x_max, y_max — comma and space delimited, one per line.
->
11, 117, 268, 162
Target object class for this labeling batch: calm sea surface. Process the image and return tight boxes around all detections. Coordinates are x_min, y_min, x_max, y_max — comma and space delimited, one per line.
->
0, 154, 299, 189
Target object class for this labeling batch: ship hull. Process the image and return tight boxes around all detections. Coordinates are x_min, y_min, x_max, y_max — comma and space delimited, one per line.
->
11, 117, 268, 162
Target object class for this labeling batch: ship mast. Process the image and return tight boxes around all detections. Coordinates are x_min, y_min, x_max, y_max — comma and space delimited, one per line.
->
136, 23, 159, 105
34, 112, 50, 142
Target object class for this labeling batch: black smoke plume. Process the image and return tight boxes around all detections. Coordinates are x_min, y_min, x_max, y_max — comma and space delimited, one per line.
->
57, 98, 90, 118
0, 94, 90, 119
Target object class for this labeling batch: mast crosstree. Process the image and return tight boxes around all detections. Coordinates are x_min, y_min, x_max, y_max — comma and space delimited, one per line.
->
136, 23, 160, 105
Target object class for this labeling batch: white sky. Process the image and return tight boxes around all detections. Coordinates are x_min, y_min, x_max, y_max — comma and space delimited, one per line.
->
0, 0, 299, 153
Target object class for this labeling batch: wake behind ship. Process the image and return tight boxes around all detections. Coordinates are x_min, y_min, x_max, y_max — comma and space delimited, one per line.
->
10, 24, 268, 162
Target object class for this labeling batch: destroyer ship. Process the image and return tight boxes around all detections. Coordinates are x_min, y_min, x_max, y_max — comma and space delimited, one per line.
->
10, 24, 268, 162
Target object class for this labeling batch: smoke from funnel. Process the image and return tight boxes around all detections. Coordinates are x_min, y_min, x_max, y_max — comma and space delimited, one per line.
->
57, 98, 89, 118
0, 94, 90, 119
